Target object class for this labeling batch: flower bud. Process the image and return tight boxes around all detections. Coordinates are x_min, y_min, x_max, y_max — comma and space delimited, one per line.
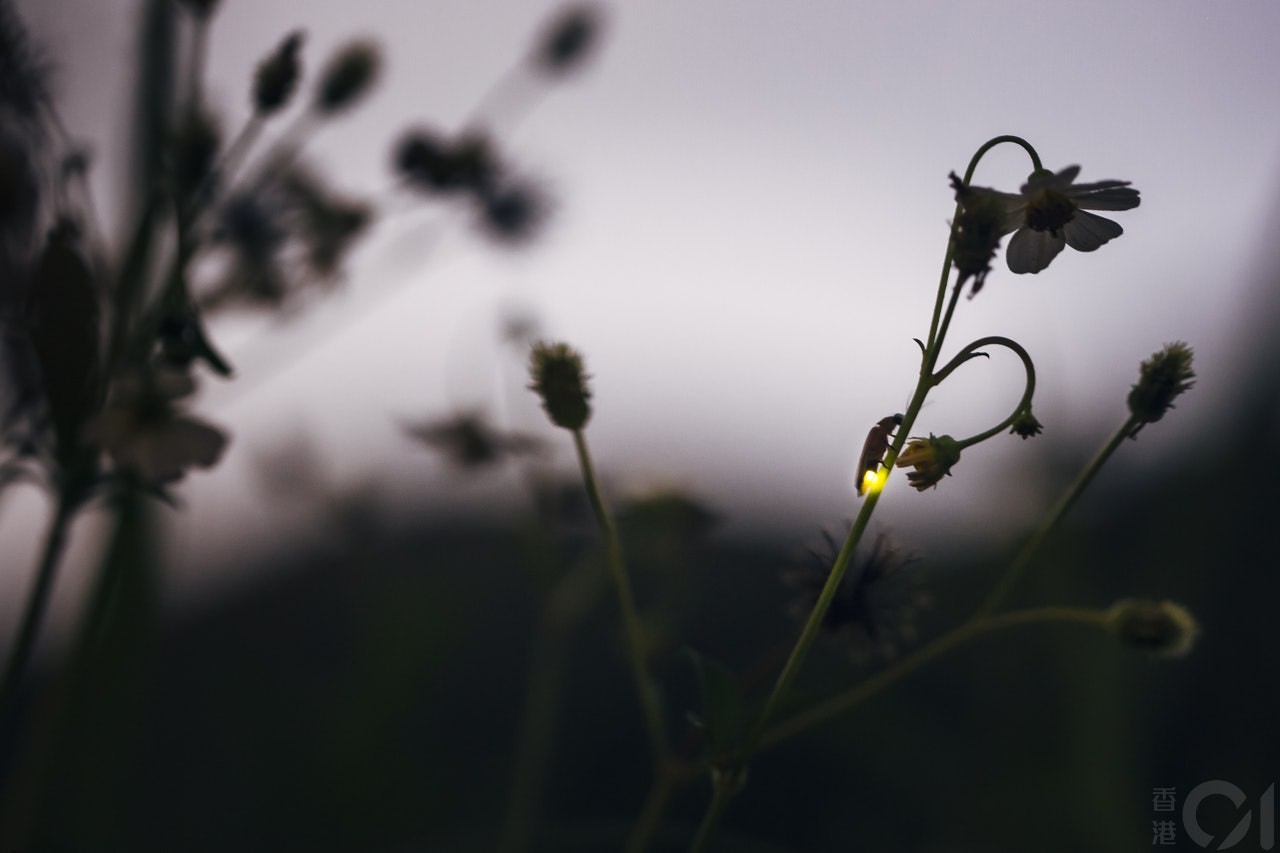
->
528, 341, 591, 430
894, 434, 961, 491
1127, 342, 1194, 435
254, 31, 304, 115
949, 172, 1006, 297
532, 4, 604, 76
1105, 599, 1198, 658
1009, 408, 1044, 440
314, 40, 381, 116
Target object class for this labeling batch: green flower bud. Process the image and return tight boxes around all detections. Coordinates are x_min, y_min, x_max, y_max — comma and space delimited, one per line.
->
894, 434, 961, 491
314, 40, 381, 116
1127, 342, 1194, 435
254, 31, 304, 115
529, 341, 592, 430
1105, 599, 1198, 658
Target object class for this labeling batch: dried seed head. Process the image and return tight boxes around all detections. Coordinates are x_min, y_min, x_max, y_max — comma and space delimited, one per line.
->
1127, 342, 1195, 435
528, 341, 591, 430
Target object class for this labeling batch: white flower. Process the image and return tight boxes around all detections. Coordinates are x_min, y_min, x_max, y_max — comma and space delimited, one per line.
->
981, 166, 1140, 274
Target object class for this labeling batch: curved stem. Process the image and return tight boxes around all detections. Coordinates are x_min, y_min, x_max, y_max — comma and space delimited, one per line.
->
933, 335, 1036, 449
760, 605, 1107, 749
571, 429, 668, 768
924, 135, 1042, 354
976, 413, 1140, 616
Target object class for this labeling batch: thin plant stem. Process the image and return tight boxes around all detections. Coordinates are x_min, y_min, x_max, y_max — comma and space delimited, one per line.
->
761, 606, 1108, 749
688, 772, 739, 853
570, 429, 668, 767
498, 608, 571, 853
0, 491, 77, 731
976, 414, 1141, 616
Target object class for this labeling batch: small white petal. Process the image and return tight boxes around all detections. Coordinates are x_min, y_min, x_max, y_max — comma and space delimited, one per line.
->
1064, 210, 1123, 252
1069, 184, 1140, 211
1007, 228, 1065, 274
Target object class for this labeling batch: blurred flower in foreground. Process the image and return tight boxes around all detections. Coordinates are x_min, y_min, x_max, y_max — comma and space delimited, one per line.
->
404, 411, 543, 469
1105, 599, 1198, 658
894, 434, 961, 491
84, 368, 227, 486
967, 165, 1140, 274
784, 531, 928, 663
1127, 342, 1194, 436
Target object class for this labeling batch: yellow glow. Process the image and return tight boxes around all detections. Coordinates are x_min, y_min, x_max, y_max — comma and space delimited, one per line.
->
861, 466, 888, 496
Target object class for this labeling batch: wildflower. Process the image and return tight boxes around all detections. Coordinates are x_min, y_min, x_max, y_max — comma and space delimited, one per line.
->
949, 172, 1007, 297
403, 411, 542, 469
528, 341, 591, 430
969, 165, 1140, 274
84, 368, 228, 486
1009, 408, 1044, 440
1105, 599, 1198, 658
314, 40, 381, 116
1127, 342, 1194, 436
254, 31, 304, 116
532, 4, 604, 76
894, 434, 961, 491
784, 531, 928, 664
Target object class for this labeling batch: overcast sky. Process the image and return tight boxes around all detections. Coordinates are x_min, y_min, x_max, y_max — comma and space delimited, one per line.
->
6, 0, 1280, 607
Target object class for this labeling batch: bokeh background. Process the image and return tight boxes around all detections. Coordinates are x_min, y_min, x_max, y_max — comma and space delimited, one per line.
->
2, 1, 1278, 851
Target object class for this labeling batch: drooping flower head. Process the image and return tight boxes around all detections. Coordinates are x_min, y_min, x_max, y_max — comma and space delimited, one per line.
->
969, 165, 1140, 274
894, 434, 961, 491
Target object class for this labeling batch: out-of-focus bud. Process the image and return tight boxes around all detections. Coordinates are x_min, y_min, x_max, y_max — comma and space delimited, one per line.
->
528, 341, 591, 430
532, 4, 604, 76
1127, 342, 1194, 436
394, 129, 500, 196
254, 31, 304, 115
314, 40, 381, 116
1105, 599, 1198, 658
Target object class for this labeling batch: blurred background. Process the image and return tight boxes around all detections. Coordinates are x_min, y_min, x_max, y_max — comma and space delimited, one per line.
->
1, 1, 1278, 850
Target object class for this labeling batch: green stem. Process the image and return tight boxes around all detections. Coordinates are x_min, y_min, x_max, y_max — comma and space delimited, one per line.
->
976, 414, 1140, 616
571, 429, 668, 767
761, 606, 1107, 749
688, 771, 740, 853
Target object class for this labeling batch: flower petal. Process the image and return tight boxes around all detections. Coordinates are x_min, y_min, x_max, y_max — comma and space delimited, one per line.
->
1006, 227, 1065, 274
1063, 210, 1123, 252
1068, 181, 1140, 211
